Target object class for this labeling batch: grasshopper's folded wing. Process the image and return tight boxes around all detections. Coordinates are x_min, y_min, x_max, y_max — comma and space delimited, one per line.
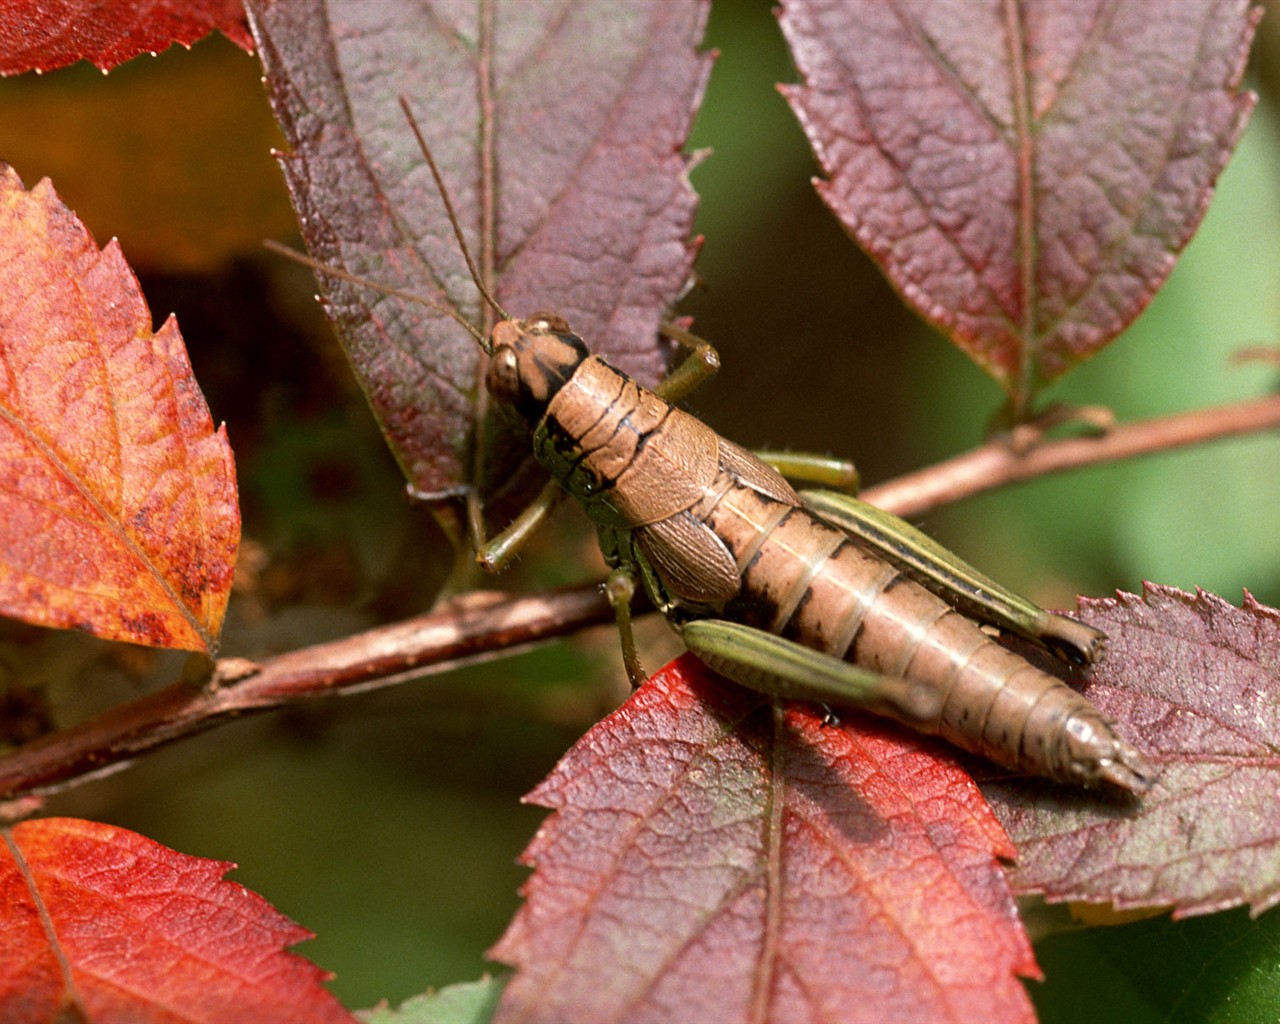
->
799, 490, 1105, 665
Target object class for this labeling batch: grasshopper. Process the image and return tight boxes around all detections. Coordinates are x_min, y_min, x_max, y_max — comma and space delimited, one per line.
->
278, 100, 1151, 795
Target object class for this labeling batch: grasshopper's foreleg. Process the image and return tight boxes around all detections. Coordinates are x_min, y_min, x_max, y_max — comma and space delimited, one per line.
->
471, 478, 565, 573
680, 619, 943, 731
799, 489, 1106, 665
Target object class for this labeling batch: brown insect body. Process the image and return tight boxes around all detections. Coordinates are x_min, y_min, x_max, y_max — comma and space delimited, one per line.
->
269, 130, 1146, 793
486, 315, 1150, 793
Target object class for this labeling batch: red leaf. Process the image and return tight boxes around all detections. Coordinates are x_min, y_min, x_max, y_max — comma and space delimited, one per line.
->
248, 0, 709, 511
779, 0, 1258, 409
0, 817, 357, 1023
491, 655, 1038, 1024
0, 0, 252, 75
982, 585, 1280, 917
0, 166, 239, 652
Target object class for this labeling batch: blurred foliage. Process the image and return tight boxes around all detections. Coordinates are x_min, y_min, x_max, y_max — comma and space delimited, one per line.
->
359, 977, 505, 1024
0, 35, 293, 272
0, 0, 1274, 1015
1034, 906, 1280, 1024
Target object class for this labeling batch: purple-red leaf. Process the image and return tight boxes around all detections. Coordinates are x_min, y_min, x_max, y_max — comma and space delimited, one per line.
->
0, 0, 252, 75
982, 584, 1280, 917
248, 0, 709, 513
0, 818, 357, 1023
0, 165, 239, 652
491, 655, 1038, 1024
779, 0, 1258, 410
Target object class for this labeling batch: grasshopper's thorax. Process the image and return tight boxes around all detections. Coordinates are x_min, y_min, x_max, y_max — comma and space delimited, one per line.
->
483, 312, 624, 522
485, 312, 719, 529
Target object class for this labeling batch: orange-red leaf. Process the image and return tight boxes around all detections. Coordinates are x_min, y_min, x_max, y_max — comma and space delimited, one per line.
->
0, 166, 239, 652
0, 817, 357, 1023
491, 655, 1038, 1024
0, 0, 252, 75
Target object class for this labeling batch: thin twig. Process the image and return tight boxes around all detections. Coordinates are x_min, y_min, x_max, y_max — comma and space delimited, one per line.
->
1, 393, 1276, 804
862, 394, 1280, 518
0, 586, 617, 802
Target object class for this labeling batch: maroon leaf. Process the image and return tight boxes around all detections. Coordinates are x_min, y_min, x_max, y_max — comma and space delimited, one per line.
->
491, 655, 1038, 1024
778, 0, 1258, 412
982, 585, 1280, 917
248, 0, 709, 515
0, 0, 252, 75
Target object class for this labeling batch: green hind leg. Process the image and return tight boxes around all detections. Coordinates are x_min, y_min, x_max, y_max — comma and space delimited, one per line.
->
679, 619, 942, 731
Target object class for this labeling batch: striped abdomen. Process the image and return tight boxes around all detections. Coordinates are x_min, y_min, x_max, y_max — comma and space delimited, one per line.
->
638, 457, 1145, 790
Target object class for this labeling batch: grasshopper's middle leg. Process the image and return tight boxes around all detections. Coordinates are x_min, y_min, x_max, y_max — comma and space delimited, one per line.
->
757, 451, 859, 492
659, 325, 859, 493
656, 323, 721, 403
605, 565, 647, 688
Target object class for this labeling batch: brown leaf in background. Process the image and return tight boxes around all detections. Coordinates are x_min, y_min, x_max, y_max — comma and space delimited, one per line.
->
248, 0, 710, 510
0, 37, 294, 274
492, 656, 1039, 1024
0, 166, 239, 652
0, 818, 356, 1023
0, 0, 251, 75
983, 585, 1280, 917
779, 0, 1259, 412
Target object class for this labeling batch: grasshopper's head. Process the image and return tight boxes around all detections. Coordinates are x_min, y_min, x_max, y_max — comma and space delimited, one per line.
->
485, 312, 590, 421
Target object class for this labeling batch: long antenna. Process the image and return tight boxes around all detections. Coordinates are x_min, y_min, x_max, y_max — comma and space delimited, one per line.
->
262, 239, 491, 352
398, 95, 510, 323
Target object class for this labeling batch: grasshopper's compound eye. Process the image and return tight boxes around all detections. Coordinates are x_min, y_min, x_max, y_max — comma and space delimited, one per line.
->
527, 311, 572, 335
486, 347, 522, 405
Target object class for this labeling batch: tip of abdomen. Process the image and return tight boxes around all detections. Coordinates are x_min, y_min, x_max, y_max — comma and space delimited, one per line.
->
1092, 738, 1154, 795
1063, 715, 1153, 796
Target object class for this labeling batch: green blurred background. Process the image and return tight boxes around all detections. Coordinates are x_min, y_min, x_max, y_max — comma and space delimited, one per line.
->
0, 0, 1277, 1019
